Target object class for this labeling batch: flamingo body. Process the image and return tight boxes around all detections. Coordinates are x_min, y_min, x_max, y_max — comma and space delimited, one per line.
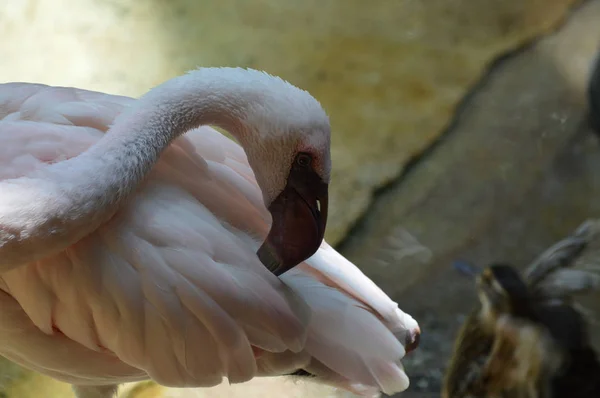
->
0, 72, 419, 398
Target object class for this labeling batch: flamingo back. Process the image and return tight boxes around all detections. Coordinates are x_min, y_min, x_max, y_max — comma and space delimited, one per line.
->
0, 83, 417, 397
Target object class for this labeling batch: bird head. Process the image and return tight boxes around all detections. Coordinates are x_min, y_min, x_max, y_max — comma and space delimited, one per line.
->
253, 141, 330, 276
477, 264, 532, 323
232, 70, 331, 276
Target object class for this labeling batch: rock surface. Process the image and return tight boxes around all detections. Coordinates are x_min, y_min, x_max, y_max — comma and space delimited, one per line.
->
0, 0, 590, 397
339, 1, 600, 394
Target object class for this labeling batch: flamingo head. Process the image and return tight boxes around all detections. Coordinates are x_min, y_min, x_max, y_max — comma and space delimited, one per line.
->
235, 71, 331, 276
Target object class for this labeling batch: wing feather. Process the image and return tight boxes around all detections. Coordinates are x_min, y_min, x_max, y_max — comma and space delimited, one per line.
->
0, 82, 417, 396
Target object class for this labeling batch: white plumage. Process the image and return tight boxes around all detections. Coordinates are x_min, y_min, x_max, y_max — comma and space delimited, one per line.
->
0, 68, 419, 398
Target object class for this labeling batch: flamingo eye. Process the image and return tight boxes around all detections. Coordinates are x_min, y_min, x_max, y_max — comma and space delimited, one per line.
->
296, 153, 312, 168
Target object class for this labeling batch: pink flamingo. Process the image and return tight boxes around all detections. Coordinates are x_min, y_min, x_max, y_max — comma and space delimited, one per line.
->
0, 68, 420, 398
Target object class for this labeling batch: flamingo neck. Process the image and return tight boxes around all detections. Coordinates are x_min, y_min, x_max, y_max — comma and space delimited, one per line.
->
0, 68, 260, 271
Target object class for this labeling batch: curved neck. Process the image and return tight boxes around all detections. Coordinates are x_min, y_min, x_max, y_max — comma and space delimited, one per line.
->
0, 70, 253, 271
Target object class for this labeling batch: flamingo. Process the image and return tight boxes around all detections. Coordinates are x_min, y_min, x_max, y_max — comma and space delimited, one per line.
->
0, 67, 420, 398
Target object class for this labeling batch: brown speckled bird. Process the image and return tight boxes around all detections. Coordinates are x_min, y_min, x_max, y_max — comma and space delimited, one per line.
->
443, 220, 600, 398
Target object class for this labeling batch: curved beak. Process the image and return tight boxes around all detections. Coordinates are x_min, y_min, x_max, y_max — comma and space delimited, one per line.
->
257, 167, 328, 276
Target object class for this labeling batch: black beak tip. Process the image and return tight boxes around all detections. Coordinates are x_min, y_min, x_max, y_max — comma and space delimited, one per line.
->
256, 243, 303, 277
257, 243, 282, 275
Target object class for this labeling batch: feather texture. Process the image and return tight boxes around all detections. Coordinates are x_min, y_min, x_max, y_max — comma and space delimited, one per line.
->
0, 82, 418, 396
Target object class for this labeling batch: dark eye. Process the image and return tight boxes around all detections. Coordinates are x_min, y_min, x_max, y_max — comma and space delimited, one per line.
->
296, 153, 312, 168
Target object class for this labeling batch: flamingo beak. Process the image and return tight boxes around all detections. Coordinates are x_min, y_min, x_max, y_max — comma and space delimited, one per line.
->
257, 168, 328, 276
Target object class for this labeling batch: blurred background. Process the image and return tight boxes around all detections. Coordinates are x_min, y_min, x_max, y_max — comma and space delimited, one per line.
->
2, 0, 600, 397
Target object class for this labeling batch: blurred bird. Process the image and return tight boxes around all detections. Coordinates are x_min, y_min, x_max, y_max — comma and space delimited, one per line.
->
443, 220, 600, 398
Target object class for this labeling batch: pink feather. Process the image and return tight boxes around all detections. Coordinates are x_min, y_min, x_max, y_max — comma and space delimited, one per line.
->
0, 81, 419, 397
